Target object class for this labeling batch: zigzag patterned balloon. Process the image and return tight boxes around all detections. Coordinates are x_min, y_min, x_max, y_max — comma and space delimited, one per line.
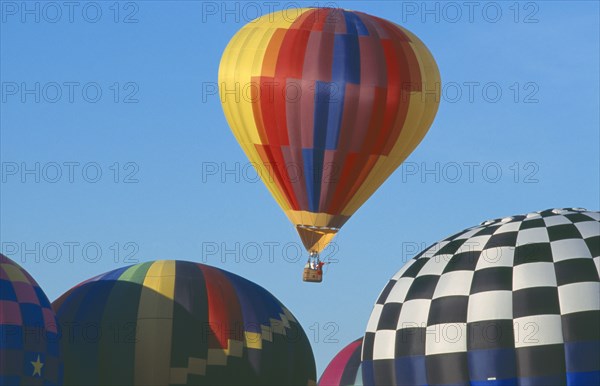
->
53, 260, 316, 385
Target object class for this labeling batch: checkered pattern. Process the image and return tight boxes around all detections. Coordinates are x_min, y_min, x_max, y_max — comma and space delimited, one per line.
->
362, 208, 600, 386
0, 254, 62, 385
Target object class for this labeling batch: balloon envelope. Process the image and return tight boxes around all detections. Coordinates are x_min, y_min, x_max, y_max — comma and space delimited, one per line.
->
0, 254, 62, 385
362, 208, 600, 386
319, 337, 363, 386
53, 260, 316, 385
219, 8, 440, 253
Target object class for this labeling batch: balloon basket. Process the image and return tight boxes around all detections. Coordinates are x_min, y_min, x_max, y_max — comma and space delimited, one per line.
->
303, 268, 323, 283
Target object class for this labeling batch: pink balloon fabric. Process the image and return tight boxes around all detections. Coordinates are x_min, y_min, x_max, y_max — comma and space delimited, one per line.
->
319, 338, 363, 385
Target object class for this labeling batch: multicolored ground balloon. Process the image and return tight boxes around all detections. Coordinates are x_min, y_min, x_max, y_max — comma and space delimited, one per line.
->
363, 208, 600, 386
0, 254, 62, 385
219, 8, 440, 255
53, 260, 316, 385
319, 337, 363, 386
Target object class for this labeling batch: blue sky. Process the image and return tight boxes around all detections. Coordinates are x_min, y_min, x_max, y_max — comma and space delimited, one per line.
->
1, 0, 599, 378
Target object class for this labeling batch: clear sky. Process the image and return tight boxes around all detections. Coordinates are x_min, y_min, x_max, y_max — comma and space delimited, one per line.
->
1, 0, 599, 378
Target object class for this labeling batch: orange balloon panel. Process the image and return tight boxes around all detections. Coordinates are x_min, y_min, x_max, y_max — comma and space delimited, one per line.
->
219, 8, 440, 253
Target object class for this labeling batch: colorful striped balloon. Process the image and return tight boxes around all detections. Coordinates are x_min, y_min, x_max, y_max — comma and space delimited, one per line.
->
0, 254, 62, 385
319, 338, 363, 386
219, 8, 440, 254
53, 260, 316, 385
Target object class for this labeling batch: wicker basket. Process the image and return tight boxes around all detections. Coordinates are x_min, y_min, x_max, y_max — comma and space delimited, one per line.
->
302, 268, 323, 283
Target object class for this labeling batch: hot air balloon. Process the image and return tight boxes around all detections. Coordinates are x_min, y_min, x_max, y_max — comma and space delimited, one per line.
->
0, 254, 62, 385
52, 260, 316, 385
362, 208, 600, 386
319, 337, 364, 386
218, 8, 440, 280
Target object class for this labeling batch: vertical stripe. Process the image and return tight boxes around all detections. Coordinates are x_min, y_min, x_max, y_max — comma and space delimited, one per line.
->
99, 273, 144, 384
117, 261, 152, 284
331, 154, 379, 215
254, 144, 301, 210
285, 78, 304, 149
333, 82, 361, 153
254, 75, 277, 146
260, 28, 287, 76
59, 280, 114, 384
311, 8, 331, 32
170, 262, 209, 371
332, 9, 347, 34
344, 11, 369, 36
377, 35, 414, 155
358, 35, 387, 88
340, 341, 362, 385
303, 30, 335, 82
354, 12, 378, 36
281, 145, 309, 210
300, 80, 316, 148
361, 13, 391, 39
320, 338, 362, 386
272, 28, 312, 147
250, 76, 271, 146
303, 148, 324, 212
134, 261, 176, 385
325, 82, 376, 213
358, 86, 387, 155
290, 8, 321, 31
318, 82, 360, 212
324, 81, 346, 150
318, 149, 340, 211
313, 80, 331, 150
140, 260, 176, 300
197, 265, 244, 350
332, 34, 361, 84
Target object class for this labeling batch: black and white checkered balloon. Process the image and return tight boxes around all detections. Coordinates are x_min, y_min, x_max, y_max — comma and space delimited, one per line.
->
362, 208, 599, 386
